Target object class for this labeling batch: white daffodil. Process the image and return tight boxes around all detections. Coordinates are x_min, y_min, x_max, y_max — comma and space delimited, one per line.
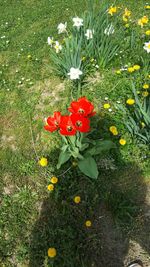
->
54, 41, 62, 53
104, 24, 115, 35
57, 22, 67, 34
68, 67, 83, 80
143, 41, 150, 53
72, 17, 83, 29
85, 29, 94, 40
47, 36, 54, 47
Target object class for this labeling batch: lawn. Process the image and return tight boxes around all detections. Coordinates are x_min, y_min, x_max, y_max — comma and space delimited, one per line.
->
0, 0, 150, 267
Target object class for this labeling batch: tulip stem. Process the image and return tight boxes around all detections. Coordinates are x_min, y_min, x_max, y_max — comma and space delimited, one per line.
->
77, 81, 82, 98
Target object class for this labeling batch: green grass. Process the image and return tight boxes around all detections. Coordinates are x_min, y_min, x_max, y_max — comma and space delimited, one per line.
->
0, 0, 150, 266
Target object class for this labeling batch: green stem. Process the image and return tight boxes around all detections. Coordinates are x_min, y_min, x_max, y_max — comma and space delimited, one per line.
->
77, 81, 82, 98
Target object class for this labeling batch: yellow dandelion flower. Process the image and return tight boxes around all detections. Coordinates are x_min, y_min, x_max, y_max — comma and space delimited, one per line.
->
38, 157, 48, 167
144, 5, 150, 9
128, 67, 135, 73
142, 91, 149, 97
108, 6, 117, 16
103, 103, 110, 109
138, 16, 149, 27
85, 220, 92, 227
119, 139, 126, 146
133, 65, 140, 70
123, 15, 128, 22
74, 196, 81, 204
145, 30, 150, 36
48, 248, 57, 258
143, 84, 149, 89
124, 8, 131, 17
50, 176, 58, 184
109, 126, 118, 136
47, 184, 54, 191
126, 99, 135, 105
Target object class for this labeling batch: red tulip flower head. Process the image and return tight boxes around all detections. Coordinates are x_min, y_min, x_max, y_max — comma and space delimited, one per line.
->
68, 96, 96, 117
59, 116, 77, 136
71, 114, 90, 132
44, 111, 61, 132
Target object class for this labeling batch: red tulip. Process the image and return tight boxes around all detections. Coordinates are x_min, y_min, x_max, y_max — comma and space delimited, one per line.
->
71, 113, 90, 132
59, 116, 77, 136
68, 96, 96, 117
44, 111, 61, 132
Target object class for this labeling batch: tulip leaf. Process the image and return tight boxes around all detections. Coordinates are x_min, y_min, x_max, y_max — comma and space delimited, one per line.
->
85, 140, 115, 156
57, 151, 71, 169
78, 156, 98, 179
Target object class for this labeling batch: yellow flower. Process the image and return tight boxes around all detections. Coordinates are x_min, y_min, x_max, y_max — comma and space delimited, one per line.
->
148, 75, 150, 79
124, 8, 131, 17
115, 70, 121, 74
145, 30, 150, 36
133, 65, 140, 70
144, 5, 150, 9
85, 220, 92, 227
38, 157, 48, 167
109, 126, 118, 136
138, 16, 149, 27
74, 196, 81, 204
142, 91, 149, 97
103, 103, 110, 109
119, 139, 126, 146
125, 23, 129, 28
128, 67, 135, 73
108, 6, 117, 16
50, 176, 58, 184
126, 99, 135, 105
123, 15, 128, 22
143, 84, 149, 89
48, 248, 57, 258
47, 184, 54, 191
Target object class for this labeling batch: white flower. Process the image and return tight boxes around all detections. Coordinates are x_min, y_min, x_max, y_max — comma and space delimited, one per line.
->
143, 41, 150, 53
54, 41, 62, 53
57, 22, 67, 34
72, 17, 83, 29
47, 36, 54, 47
85, 29, 94, 40
104, 24, 115, 35
68, 67, 83, 80
120, 66, 128, 71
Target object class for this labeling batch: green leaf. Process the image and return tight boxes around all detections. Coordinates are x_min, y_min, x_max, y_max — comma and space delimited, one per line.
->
78, 156, 98, 179
85, 140, 115, 156
57, 151, 71, 169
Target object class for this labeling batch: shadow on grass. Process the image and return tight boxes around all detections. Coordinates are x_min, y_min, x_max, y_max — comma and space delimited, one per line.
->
29, 106, 150, 267
29, 146, 150, 267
